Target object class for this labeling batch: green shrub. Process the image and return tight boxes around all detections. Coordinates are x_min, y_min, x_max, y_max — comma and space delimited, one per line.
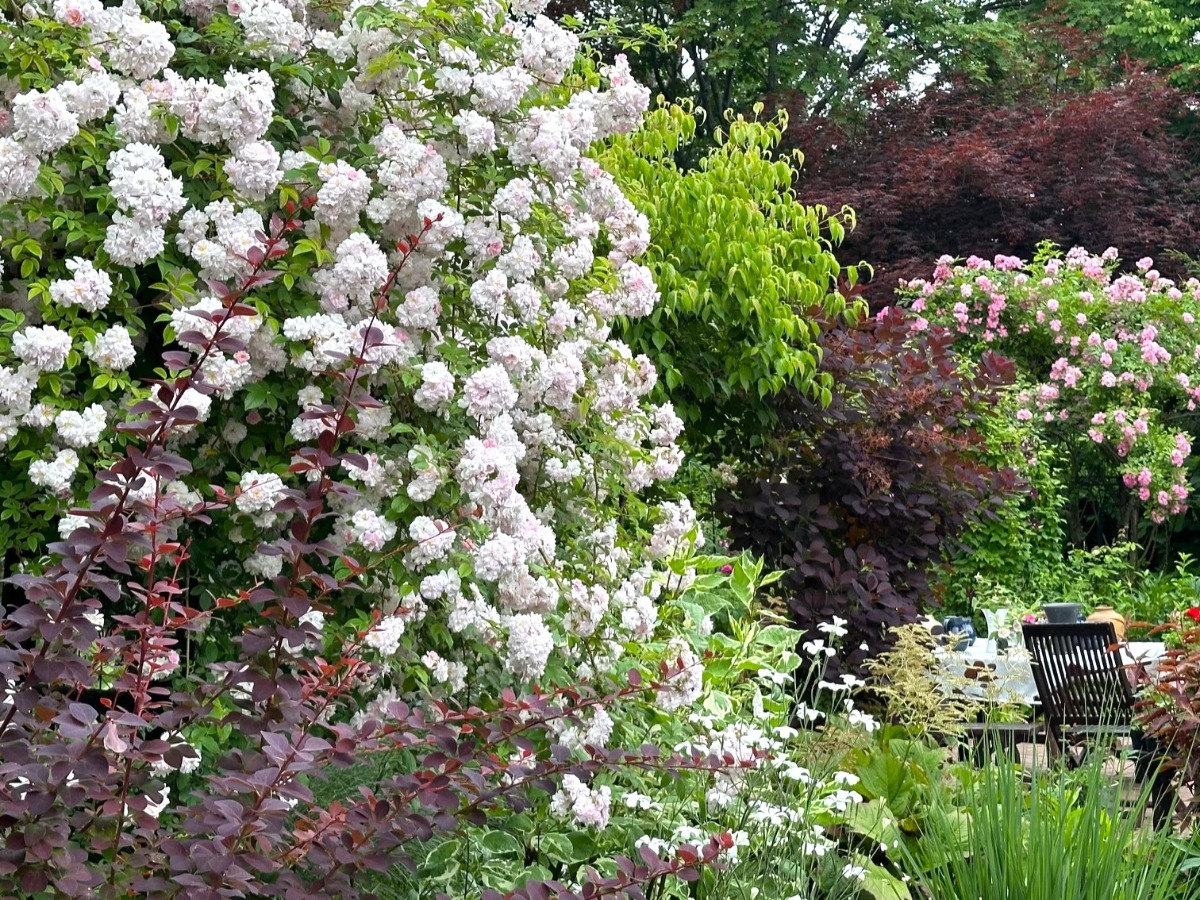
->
599, 103, 864, 466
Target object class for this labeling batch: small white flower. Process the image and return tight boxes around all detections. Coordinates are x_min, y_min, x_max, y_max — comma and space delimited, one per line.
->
817, 616, 848, 638
794, 704, 823, 722
826, 789, 861, 812
622, 791, 656, 810
364, 616, 406, 656
757, 667, 791, 686
848, 709, 879, 733
141, 786, 170, 819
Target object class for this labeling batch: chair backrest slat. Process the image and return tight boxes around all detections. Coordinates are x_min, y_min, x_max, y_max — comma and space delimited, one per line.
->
1022, 623, 1133, 728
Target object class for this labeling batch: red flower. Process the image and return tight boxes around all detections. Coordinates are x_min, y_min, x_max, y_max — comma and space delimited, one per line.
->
1185, 607, 1200, 622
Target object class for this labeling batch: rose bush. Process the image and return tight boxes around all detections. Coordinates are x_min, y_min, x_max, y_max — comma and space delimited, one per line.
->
932, 389, 1068, 621
0, 0, 842, 894
903, 244, 1200, 543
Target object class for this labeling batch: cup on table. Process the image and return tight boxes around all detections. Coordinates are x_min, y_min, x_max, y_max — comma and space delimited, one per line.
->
943, 616, 976, 651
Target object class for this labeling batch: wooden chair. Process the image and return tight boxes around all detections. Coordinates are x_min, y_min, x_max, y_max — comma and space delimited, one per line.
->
1022, 622, 1135, 761
1023, 622, 1174, 825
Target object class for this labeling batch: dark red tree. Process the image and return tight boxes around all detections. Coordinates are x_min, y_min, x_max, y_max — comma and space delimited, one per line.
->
793, 73, 1200, 305
718, 310, 1019, 672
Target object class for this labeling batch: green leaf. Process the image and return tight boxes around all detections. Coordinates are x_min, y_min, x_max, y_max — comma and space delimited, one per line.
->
480, 830, 523, 857
844, 799, 905, 850
479, 862, 519, 891
852, 751, 918, 817
517, 864, 554, 887
701, 690, 733, 718
244, 383, 271, 410
754, 624, 802, 649
424, 838, 460, 872
538, 833, 574, 864
856, 856, 910, 900
567, 832, 597, 864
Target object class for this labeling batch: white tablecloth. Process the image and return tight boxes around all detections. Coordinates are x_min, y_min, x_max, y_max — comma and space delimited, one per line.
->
934, 638, 1167, 705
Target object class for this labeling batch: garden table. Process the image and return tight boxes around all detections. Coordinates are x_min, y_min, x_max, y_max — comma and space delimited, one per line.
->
934, 638, 1167, 705
934, 636, 1168, 772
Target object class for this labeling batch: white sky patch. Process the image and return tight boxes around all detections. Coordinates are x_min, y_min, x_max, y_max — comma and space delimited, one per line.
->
671, 10, 944, 110
909, 60, 941, 95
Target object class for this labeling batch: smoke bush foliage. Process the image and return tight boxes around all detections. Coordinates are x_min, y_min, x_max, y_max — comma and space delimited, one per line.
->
0, 0, 802, 895
720, 309, 1018, 671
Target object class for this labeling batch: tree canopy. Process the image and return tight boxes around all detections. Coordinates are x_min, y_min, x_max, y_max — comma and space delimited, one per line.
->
793, 74, 1200, 305
569, 0, 1037, 136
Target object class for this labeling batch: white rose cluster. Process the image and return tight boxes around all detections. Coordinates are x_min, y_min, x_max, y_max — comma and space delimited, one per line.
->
0, 0, 709, 711
49, 258, 113, 312
550, 774, 611, 830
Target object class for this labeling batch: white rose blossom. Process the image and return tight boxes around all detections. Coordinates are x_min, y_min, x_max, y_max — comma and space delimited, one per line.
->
0, 0, 717, 772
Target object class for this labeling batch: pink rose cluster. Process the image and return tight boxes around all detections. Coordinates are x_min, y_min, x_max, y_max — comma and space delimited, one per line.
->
1122, 452, 1190, 523
907, 247, 1200, 522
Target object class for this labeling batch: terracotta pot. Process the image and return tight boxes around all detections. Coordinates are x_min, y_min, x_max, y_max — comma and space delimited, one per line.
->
1087, 605, 1127, 640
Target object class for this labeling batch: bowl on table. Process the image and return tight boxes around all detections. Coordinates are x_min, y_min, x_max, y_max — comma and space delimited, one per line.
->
1043, 603, 1083, 624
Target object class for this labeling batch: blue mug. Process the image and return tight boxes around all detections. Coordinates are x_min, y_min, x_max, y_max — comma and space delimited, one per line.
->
943, 617, 976, 650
